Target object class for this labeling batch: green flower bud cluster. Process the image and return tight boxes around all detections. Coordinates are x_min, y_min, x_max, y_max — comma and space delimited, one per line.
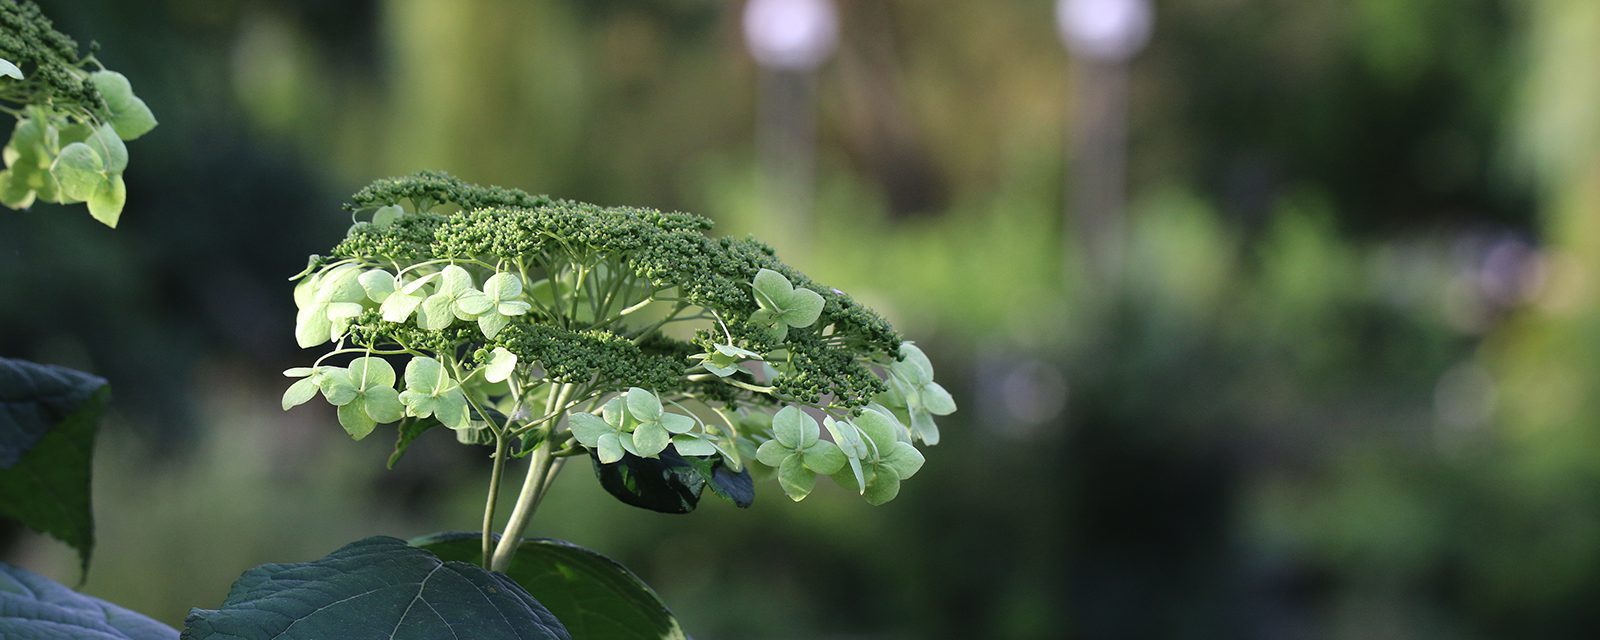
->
285, 172, 957, 506
0, 0, 156, 227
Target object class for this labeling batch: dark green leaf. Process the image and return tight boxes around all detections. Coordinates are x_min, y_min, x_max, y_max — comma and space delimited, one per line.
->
680, 455, 754, 508
0, 561, 177, 639
0, 357, 106, 468
387, 417, 437, 469
413, 532, 688, 640
0, 357, 108, 572
180, 536, 570, 640
590, 448, 704, 514
512, 427, 546, 460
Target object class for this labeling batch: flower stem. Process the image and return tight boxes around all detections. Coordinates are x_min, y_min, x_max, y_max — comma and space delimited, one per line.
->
489, 383, 573, 572
490, 445, 554, 572
480, 433, 508, 569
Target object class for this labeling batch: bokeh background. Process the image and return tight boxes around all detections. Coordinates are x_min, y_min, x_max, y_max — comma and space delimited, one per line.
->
3, 0, 1599, 637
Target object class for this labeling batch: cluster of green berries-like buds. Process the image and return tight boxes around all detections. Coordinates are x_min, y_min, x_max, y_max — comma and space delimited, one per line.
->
285, 172, 957, 506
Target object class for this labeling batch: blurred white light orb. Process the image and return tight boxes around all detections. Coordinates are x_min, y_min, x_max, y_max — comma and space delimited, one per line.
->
1055, 0, 1153, 61
743, 0, 839, 71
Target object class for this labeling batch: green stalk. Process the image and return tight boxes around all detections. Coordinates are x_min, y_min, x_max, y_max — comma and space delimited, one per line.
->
489, 383, 573, 572
480, 434, 508, 569
490, 445, 553, 572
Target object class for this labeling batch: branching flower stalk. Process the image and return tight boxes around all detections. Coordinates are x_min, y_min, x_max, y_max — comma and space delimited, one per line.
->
284, 172, 959, 572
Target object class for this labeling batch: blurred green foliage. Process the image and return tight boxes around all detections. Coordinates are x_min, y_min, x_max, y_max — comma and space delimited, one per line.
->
2, 0, 1598, 638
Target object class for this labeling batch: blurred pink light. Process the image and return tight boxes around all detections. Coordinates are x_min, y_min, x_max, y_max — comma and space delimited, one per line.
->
743, 0, 839, 71
1056, 0, 1153, 62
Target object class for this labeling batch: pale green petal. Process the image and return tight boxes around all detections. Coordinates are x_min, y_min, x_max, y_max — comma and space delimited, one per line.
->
484, 347, 517, 383
403, 356, 445, 394
853, 410, 904, 455
896, 343, 935, 384
358, 270, 395, 303
294, 304, 332, 348
568, 413, 612, 447
672, 434, 718, 457
380, 291, 423, 322
293, 275, 318, 309
830, 457, 866, 494
823, 416, 869, 460
399, 271, 439, 294
317, 265, 367, 303
597, 433, 625, 464
0, 170, 36, 209
910, 410, 941, 446
417, 292, 454, 329
371, 204, 402, 227
399, 390, 437, 418
477, 310, 510, 339
337, 400, 378, 440
363, 387, 405, 423
631, 421, 670, 457
434, 391, 471, 429
862, 466, 901, 506
920, 382, 956, 415
347, 356, 397, 388
777, 287, 824, 328
281, 376, 319, 410
318, 369, 358, 406
455, 290, 492, 317
625, 387, 662, 422
87, 124, 127, 173
660, 412, 696, 435
438, 264, 475, 295
51, 142, 102, 201
771, 405, 811, 449
777, 454, 816, 501
85, 173, 125, 228
881, 442, 925, 480
325, 302, 364, 321
601, 397, 628, 426
802, 440, 846, 475
484, 272, 522, 300
755, 439, 790, 467
751, 268, 794, 310
89, 71, 157, 140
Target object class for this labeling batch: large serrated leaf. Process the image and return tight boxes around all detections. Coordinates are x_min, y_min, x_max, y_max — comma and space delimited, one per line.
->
181, 536, 571, 640
414, 533, 688, 640
0, 357, 108, 571
0, 561, 177, 639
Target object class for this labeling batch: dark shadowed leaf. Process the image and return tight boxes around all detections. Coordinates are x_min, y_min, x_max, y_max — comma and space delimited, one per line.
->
683, 455, 754, 508
0, 357, 109, 571
180, 536, 570, 640
0, 561, 177, 639
0, 357, 106, 468
387, 417, 438, 469
414, 532, 687, 640
590, 448, 704, 514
